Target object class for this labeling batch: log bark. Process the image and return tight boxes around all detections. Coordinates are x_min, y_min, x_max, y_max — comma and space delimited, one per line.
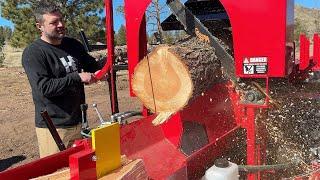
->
132, 36, 223, 124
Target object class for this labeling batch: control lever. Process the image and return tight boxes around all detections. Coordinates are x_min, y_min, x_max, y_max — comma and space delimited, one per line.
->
111, 111, 142, 124
40, 111, 66, 151
80, 104, 89, 129
80, 104, 91, 137
93, 103, 110, 125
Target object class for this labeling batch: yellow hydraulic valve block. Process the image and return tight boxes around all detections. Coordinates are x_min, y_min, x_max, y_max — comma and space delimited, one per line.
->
91, 123, 121, 178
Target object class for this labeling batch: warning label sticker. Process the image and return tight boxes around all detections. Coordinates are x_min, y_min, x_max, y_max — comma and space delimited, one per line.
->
243, 57, 268, 75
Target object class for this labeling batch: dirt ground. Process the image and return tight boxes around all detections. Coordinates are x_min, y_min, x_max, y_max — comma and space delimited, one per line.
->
0, 67, 140, 172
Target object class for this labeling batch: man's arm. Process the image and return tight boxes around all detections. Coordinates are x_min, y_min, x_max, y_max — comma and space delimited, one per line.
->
22, 46, 93, 98
82, 52, 102, 73
74, 39, 104, 73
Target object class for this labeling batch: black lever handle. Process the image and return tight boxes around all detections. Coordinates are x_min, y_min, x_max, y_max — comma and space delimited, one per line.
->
80, 104, 89, 129
40, 111, 66, 151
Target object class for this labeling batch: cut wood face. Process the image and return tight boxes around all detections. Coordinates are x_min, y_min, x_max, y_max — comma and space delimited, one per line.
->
145, 48, 181, 101
132, 46, 193, 113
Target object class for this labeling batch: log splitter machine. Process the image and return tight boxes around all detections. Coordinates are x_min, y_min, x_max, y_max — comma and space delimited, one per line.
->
118, 0, 320, 179
1, 0, 320, 179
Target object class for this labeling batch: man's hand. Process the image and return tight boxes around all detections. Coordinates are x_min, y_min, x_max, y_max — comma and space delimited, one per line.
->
94, 70, 108, 81
79, 72, 96, 84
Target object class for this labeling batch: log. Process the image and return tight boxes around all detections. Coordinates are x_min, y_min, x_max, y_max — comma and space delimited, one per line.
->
132, 36, 222, 125
31, 156, 147, 180
31, 168, 69, 180
100, 159, 148, 180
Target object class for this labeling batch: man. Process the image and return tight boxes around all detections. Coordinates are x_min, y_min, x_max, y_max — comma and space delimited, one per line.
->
22, 2, 101, 157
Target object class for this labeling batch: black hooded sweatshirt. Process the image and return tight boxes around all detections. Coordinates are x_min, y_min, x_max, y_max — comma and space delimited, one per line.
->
22, 37, 100, 128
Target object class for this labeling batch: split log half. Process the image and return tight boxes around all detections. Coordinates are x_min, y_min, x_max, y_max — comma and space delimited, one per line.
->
132, 37, 222, 125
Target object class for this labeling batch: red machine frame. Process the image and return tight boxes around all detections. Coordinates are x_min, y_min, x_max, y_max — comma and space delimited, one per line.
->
1, 0, 320, 179
122, 0, 276, 178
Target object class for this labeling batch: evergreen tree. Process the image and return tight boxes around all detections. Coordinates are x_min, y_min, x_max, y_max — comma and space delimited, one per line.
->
0, 26, 12, 47
116, 24, 126, 46
0, 26, 10, 67
1, 0, 105, 48
0, 33, 5, 47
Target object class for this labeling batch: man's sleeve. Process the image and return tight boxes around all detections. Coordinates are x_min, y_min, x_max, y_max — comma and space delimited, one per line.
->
22, 46, 82, 98
75, 40, 104, 73
81, 52, 102, 73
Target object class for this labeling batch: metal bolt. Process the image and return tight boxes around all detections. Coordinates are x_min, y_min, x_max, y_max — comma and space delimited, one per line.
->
92, 155, 97, 161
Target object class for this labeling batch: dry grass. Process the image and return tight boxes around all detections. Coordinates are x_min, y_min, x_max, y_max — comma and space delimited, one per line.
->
2, 44, 23, 68
295, 5, 320, 38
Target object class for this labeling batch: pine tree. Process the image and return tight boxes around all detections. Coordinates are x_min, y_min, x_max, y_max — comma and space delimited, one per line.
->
0, 33, 5, 47
1, 0, 105, 48
116, 24, 126, 46
0, 26, 10, 67
0, 26, 12, 47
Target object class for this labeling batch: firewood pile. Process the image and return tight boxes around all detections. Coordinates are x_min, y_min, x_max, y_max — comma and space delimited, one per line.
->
89, 46, 128, 65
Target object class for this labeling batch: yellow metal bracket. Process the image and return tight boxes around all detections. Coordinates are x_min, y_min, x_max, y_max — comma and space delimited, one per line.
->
91, 123, 121, 178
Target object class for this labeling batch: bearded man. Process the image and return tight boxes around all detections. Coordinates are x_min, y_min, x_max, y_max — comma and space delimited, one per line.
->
22, 1, 101, 157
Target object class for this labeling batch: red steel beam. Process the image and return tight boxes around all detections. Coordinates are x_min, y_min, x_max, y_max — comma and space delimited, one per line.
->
0, 145, 85, 179
299, 34, 310, 71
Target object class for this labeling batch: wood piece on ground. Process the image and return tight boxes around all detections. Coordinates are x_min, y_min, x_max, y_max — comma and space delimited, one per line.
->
100, 159, 148, 180
30, 156, 145, 180
31, 168, 70, 180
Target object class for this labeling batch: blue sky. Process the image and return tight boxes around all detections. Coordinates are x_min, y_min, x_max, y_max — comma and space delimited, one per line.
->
0, 0, 126, 31
1, 0, 320, 31
112, 0, 125, 33
295, 0, 320, 8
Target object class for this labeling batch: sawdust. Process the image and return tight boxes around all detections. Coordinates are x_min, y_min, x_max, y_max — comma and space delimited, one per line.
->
260, 79, 320, 178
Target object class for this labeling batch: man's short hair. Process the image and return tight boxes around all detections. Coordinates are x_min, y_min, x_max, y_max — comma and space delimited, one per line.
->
34, 1, 61, 23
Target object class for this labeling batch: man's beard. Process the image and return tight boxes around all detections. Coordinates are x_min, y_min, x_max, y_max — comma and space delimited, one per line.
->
45, 29, 65, 41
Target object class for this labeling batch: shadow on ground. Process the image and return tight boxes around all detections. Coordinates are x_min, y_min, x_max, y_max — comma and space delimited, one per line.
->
0, 155, 26, 172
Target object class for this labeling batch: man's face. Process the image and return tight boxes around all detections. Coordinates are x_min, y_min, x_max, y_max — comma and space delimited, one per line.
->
37, 11, 65, 40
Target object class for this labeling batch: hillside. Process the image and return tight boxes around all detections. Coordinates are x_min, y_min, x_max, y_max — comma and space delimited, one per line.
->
295, 5, 320, 38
